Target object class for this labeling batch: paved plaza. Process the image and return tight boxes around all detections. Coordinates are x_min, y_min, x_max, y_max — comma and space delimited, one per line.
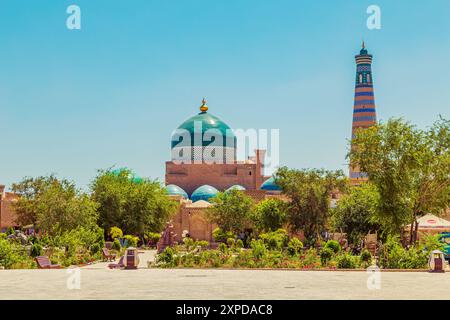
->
1, 258, 449, 300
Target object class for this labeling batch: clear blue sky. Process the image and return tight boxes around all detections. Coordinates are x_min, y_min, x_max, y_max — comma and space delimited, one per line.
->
1, 0, 449, 190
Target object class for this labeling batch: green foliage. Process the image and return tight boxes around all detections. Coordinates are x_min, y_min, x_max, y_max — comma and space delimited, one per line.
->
11, 175, 99, 235
235, 239, 244, 249
91, 168, 178, 238
212, 228, 235, 243
226, 238, 236, 247
324, 240, 341, 254
123, 235, 139, 247
250, 240, 268, 260
109, 227, 123, 240
331, 182, 381, 245
207, 189, 254, 234
0, 233, 6, 240
286, 238, 303, 256
252, 198, 288, 232
320, 247, 334, 265
145, 232, 161, 245
0, 239, 34, 269
349, 117, 450, 239
90, 243, 101, 255
336, 253, 359, 269
259, 229, 289, 251
218, 243, 228, 254
156, 247, 176, 268
30, 243, 43, 258
275, 167, 348, 244
419, 234, 445, 252
112, 238, 121, 251
379, 236, 428, 269
360, 249, 372, 267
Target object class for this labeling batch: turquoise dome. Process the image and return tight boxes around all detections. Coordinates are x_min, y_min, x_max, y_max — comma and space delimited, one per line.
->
260, 177, 281, 191
226, 185, 246, 192
165, 184, 189, 199
171, 111, 236, 149
191, 185, 219, 202
171, 100, 237, 163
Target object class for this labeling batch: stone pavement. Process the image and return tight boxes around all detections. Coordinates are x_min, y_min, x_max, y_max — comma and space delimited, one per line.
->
1, 266, 449, 299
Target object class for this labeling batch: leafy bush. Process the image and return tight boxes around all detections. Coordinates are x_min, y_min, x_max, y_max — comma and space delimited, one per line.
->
251, 240, 268, 260
183, 237, 195, 251
90, 243, 101, 255
0, 233, 7, 240
360, 249, 372, 267
379, 235, 428, 269
0, 239, 16, 268
226, 238, 236, 247
218, 243, 228, 254
30, 243, 43, 258
196, 241, 209, 250
112, 238, 122, 251
320, 247, 334, 265
324, 240, 341, 254
300, 248, 321, 269
157, 247, 176, 268
145, 232, 161, 245
259, 229, 288, 251
336, 253, 358, 269
123, 235, 139, 247
212, 228, 235, 243
286, 238, 303, 256
109, 227, 123, 240
235, 239, 244, 250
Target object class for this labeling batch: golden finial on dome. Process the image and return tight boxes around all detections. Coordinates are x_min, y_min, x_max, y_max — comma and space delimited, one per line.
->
200, 97, 208, 112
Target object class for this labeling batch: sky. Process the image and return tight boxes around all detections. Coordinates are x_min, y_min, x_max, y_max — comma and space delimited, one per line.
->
0, 0, 449, 190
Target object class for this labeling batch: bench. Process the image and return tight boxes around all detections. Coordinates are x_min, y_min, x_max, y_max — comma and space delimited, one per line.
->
102, 248, 117, 262
35, 256, 61, 269
108, 256, 124, 269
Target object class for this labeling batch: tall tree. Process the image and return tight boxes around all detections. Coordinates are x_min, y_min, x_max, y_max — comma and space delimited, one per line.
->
275, 167, 348, 245
252, 198, 288, 232
206, 189, 254, 234
330, 182, 381, 245
349, 117, 450, 242
11, 175, 99, 235
90, 168, 178, 239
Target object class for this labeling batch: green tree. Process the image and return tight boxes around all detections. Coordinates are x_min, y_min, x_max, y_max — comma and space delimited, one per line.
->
12, 175, 98, 235
11, 175, 60, 226
206, 189, 254, 234
252, 198, 288, 232
275, 167, 348, 245
331, 182, 381, 245
91, 168, 178, 240
349, 117, 450, 242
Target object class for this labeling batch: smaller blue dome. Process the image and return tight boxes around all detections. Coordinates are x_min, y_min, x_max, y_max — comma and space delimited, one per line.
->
191, 185, 219, 202
165, 184, 189, 199
226, 185, 246, 192
260, 177, 281, 191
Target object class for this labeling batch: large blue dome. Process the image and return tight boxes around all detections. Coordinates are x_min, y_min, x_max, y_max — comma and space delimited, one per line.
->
170, 99, 237, 163
165, 184, 189, 199
260, 177, 281, 191
191, 185, 219, 202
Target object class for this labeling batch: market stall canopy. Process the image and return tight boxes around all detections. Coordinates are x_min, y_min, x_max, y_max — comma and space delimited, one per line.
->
406, 214, 450, 230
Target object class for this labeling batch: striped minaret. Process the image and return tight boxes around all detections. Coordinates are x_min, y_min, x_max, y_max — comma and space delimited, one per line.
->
350, 42, 377, 185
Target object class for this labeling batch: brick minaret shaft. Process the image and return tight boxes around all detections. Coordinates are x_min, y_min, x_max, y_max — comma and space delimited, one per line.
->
350, 42, 377, 185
